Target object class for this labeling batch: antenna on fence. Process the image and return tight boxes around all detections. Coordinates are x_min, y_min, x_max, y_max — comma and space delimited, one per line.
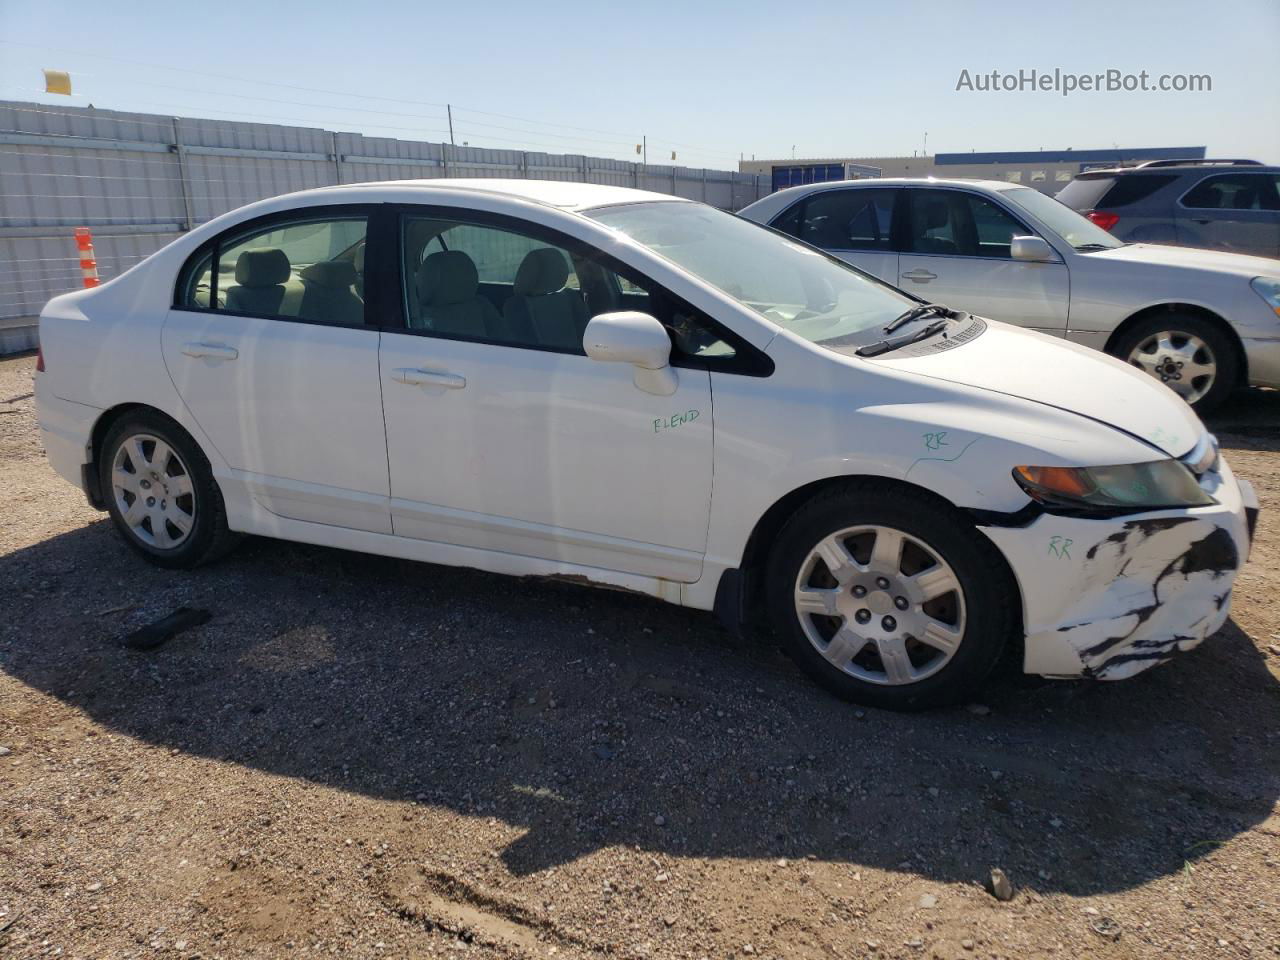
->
447, 105, 455, 146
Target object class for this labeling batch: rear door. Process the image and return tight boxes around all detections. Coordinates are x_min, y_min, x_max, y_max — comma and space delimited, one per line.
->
771, 188, 900, 282
162, 205, 392, 533
1175, 173, 1280, 257
897, 187, 1069, 335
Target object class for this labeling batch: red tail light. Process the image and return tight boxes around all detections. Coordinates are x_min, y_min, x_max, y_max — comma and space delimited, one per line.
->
35, 346, 45, 372
1087, 210, 1120, 232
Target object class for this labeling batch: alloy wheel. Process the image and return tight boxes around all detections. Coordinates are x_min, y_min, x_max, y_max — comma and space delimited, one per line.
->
1127, 330, 1217, 404
793, 525, 967, 686
111, 433, 197, 549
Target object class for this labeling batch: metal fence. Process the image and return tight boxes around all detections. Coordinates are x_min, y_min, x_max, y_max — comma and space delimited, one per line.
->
0, 99, 768, 353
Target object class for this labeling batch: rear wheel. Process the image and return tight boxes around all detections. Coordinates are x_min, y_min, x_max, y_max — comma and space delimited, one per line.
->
1111, 313, 1238, 414
99, 411, 238, 568
765, 485, 1015, 710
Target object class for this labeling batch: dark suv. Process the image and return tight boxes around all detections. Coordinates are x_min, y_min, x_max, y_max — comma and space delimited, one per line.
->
1056, 159, 1280, 259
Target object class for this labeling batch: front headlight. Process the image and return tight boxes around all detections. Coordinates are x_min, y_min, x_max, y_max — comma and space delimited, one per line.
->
1251, 277, 1280, 317
1013, 460, 1214, 513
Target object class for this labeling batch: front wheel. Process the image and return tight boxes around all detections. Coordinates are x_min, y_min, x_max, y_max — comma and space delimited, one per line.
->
765, 485, 1016, 710
1111, 314, 1238, 414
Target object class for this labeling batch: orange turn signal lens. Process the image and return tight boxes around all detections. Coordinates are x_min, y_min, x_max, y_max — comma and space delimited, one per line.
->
1014, 465, 1095, 499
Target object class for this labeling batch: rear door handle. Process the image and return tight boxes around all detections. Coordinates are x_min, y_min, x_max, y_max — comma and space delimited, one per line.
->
181, 341, 238, 361
392, 367, 466, 389
901, 269, 937, 282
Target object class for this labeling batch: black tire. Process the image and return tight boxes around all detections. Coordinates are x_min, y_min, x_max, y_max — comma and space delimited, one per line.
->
1109, 313, 1239, 415
99, 410, 239, 569
764, 483, 1016, 711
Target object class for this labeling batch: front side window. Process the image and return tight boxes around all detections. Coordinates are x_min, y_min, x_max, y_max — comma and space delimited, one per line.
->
180, 214, 368, 326
399, 214, 736, 361
586, 200, 915, 349
798, 190, 897, 251
905, 190, 1029, 258
1181, 173, 1280, 211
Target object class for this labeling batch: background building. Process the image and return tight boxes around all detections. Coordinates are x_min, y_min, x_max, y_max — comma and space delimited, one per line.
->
741, 146, 1208, 194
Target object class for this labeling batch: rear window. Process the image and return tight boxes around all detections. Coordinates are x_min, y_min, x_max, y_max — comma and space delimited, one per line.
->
1055, 176, 1114, 211
1098, 174, 1179, 208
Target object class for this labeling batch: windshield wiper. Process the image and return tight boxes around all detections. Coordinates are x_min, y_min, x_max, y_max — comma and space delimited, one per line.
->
856, 318, 950, 357
882, 303, 954, 335
1073, 243, 1115, 252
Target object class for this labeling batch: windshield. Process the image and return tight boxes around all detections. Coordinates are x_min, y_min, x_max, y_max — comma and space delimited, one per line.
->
1002, 186, 1124, 250
585, 201, 915, 346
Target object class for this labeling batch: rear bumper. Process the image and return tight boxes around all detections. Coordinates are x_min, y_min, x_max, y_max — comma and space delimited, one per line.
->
982, 459, 1255, 680
1242, 336, 1280, 388
34, 377, 99, 500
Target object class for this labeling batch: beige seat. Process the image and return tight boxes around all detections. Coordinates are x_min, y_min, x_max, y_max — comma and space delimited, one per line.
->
298, 260, 363, 325
415, 250, 500, 337
501, 248, 589, 351
225, 248, 290, 315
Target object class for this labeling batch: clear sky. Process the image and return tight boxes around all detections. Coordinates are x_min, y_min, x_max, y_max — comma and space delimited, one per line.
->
2, 0, 1277, 169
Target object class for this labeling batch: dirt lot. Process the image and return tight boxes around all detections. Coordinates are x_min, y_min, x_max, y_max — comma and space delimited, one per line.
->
1, 352, 1278, 959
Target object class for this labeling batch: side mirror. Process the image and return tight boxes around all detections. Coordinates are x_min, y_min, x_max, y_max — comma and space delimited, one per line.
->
1010, 235, 1056, 262
583, 311, 677, 396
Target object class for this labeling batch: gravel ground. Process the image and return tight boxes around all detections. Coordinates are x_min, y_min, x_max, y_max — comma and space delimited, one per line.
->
2, 351, 1278, 959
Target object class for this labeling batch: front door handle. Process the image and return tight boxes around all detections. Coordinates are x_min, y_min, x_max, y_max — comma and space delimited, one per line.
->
392, 367, 466, 390
901, 269, 937, 283
181, 341, 238, 361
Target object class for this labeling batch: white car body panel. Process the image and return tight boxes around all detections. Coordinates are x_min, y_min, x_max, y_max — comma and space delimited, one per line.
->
740, 179, 1280, 386
379, 331, 713, 582
34, 179, 1258, 685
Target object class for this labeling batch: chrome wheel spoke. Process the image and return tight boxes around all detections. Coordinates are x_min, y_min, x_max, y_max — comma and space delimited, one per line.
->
815, 535, 858, 585
876, 636, 915, 685
121, 498, 148, 528
920, 620, 962, 655
824, 627, 867, 667
913, 564, 959, 602
165, 505, 193, 534
868, 528, 904, 575
112, 467, 141, 495
151, 517, 174, 549
168, 473, 194, 498
795, 586, 841, 617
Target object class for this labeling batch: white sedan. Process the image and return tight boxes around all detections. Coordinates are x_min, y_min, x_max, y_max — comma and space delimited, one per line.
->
739, 178, 1280, 412
35, 180, 1257, 709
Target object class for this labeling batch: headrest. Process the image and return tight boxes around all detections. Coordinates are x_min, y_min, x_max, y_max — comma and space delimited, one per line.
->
513, 248, 570, 297
923, 200, 950, 230
234, 248, 290, 287
416, 250, 478, 306
300, 260, 358, 288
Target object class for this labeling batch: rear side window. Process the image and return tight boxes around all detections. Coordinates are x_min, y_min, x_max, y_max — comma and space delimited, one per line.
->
797, 190, 897, 251
1181, 174, 1280, 211
1097, 174, 1179, 208
178, 214, 369, 326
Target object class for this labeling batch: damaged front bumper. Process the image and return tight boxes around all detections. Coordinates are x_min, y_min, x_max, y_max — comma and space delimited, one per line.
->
981, 458, 1257, 680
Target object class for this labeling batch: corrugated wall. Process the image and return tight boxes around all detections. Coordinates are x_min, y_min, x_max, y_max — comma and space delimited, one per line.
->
0, 99, 767, 351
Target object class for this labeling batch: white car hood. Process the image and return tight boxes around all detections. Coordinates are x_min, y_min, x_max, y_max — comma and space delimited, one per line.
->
870, 321, 1203, 458
1084, 242, 1280, 279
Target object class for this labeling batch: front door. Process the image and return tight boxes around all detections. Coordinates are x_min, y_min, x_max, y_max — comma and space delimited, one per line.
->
162, 208, 391, 533
898, 188, 1070, 335
379, 210, 720, 581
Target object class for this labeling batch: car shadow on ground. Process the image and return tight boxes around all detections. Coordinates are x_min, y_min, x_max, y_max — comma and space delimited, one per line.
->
2, 516, 1278, 897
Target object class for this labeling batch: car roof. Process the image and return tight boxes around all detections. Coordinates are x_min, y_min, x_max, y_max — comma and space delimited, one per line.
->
1080, 163, 1280, 177
304, 178, 687, 211
768, 177, 1018, 199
